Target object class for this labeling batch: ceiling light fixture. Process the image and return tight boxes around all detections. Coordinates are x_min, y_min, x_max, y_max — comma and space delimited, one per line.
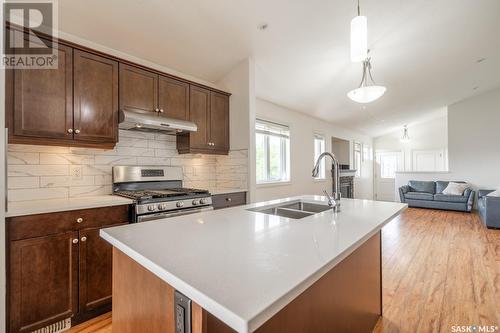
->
347, 58, 386, 103
351, 0, 367, 62
400, 125, 410, 143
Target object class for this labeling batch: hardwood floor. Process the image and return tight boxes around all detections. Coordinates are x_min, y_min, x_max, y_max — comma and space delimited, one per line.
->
69, 208, 500, 333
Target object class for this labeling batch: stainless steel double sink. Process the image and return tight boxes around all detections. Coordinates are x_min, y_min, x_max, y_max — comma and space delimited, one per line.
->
247, 200, 332, 219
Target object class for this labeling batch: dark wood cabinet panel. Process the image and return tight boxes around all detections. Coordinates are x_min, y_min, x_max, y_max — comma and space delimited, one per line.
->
188, 86, 211, 150
119, 64, 158, 114
9, 32, 73, 141
78, 223, 126, 313
212, 192, 247, 210
74, 50, 118, 143
9, 231, 79, 333
158, 75, 189, 120
209, 92, 229, 151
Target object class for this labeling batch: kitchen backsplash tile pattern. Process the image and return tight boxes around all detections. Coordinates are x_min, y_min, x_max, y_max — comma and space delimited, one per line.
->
7, 130, 248, 202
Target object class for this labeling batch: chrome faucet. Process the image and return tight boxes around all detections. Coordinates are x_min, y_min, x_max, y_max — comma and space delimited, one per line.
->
313, 152, 341, 212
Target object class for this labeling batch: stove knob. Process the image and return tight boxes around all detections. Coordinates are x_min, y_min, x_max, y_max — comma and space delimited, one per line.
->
158, 203, 167, 210
200, 198, 208, 205
147, 204, 156, 212
176, 201, 184, 208
192, 200, 200, 206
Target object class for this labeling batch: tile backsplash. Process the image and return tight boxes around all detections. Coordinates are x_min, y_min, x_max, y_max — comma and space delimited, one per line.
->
7, 130, 248, 202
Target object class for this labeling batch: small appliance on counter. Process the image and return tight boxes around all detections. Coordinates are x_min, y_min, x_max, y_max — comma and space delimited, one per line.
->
113, 165, 213, 223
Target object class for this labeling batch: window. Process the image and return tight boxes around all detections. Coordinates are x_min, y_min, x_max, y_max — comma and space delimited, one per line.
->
376, 152, 402, 178
353, 142, 362, 177
256, 119, 290, 184
313, 134, 326, 179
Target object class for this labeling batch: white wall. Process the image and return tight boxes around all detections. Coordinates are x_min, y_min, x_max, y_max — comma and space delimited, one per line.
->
374, 112, 448, 171
254, 99, 373, 202
448, 87, 500, 190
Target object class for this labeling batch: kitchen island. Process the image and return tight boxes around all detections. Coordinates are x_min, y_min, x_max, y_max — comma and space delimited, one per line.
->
101, 196, 406, 333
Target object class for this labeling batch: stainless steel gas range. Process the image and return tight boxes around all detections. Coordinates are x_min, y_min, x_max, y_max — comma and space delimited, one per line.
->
112, 166, 213, 223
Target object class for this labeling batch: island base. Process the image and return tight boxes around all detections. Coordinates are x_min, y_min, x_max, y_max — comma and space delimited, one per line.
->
112, 231, 382, 333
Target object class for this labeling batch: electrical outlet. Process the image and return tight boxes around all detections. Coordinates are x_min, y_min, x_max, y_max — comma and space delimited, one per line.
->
70, 165, 83, 180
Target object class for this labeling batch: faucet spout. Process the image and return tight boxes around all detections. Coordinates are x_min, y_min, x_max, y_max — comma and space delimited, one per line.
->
313, 152, 341, 211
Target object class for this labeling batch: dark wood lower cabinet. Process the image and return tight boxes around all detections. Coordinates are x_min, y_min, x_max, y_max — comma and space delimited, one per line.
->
7, 205, 130, 333
9, 231, 79, 333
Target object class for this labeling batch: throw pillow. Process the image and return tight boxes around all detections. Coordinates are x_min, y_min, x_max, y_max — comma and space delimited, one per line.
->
442, 182, 469, 196
487, 190, 500, 197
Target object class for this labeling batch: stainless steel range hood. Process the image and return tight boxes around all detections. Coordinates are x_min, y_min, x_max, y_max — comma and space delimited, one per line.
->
119, 109, 197, 134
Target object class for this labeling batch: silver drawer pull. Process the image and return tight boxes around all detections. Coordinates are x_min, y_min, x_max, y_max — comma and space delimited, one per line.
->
76, 217, 83, 223
72, 238, 79, 244
67, 128, 73, 133
226, 197, 232, 202
74, 129, 81, 134
81, 236, 87, 242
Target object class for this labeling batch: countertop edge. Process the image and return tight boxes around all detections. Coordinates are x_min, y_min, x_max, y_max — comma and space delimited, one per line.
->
101, 202, 408, 333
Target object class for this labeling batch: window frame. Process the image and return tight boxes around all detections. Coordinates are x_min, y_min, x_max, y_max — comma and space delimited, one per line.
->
353, 141, 362, 178
255, 119, 291, 185
313, 134, 326, 180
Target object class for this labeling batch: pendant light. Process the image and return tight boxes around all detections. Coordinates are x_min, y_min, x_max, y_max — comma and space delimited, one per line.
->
347, 58, 386, 103
400, 125, 410, 143
351, 0, 367, 62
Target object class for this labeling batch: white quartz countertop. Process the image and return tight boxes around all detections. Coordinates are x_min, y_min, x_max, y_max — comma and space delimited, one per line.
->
101, 196, 407, 333
6, 195, 134, 217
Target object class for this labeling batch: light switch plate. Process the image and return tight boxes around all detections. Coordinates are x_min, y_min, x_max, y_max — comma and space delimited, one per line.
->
174, 291, 191, 333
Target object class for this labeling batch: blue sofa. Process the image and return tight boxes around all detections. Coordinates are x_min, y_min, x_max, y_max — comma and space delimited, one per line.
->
478, 190, 500, 229
399, 180, 475, 212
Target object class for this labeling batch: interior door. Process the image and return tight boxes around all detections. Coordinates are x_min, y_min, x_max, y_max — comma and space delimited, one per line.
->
9, 231, 78, 333
189, 86, 210, 149
119, 64, 158, 114
158, 76, 189, 120
209, 91, 229, 151
375, 152, 403, 202
11, 32, 73, 140
73, 50, 118, 143
78, 224, 126, 312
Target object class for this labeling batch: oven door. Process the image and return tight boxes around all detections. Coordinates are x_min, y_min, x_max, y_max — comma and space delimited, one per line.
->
136, 206, 213, 223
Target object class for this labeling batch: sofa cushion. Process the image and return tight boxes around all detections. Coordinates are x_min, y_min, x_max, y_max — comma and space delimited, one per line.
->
434, 194, 468, 203
442, 182, 469, 195
405, 192, 434, 201
408, 180, 436, 194
436, 181, 467, 194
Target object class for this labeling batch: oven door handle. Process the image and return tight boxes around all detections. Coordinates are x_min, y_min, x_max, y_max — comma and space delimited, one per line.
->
137, 206, 213, 223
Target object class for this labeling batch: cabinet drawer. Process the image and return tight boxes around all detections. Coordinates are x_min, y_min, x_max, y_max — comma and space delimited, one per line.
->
212, 192, 247, 210
8, 205, 130, 241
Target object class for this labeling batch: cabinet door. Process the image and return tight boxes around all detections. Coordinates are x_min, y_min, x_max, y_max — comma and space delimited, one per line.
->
189, 86, 211, 149
74, 50, 118, 143
209, 92, 230, 151
158, 76, 189, 120
78, 224, 126, 313
10, 32, 73, 140
9, 232, 78, 333
119, 64, 158, 113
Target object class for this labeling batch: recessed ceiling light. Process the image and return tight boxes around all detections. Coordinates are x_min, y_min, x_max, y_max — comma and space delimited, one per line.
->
257, 23, 269, 31
476, 58, 486, 63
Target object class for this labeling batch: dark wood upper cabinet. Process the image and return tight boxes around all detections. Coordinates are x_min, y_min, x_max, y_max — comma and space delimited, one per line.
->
177, 87, 230, 155
158, 75, 189, 120
74, 50, 118, 144
78, 223, 126, 313
8, 32, 73, 141
209, 92, 230, 151
119, 64, 158, 114
9, 231, 79, 333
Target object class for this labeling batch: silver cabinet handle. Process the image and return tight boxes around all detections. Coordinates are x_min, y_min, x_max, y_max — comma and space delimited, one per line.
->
67, 128, 73, 133
159, 109, 164, 113
74, 129, 80, 134
72, 238, 79, 244
76, 217, 83, 223
226, 197, 232, 202
81, 236, 87, 242
154, 108, 160, 112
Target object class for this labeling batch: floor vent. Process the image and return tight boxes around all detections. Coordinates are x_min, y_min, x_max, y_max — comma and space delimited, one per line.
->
31, 318, 71, 333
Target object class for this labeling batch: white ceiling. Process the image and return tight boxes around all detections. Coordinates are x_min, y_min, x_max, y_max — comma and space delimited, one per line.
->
58, 0, 500, 137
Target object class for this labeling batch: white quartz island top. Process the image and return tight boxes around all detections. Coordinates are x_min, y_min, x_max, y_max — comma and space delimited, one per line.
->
101, 196, 407, 333
6, 195, 134, 217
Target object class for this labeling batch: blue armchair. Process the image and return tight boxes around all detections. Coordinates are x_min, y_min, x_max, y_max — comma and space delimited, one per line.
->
478, 190, 500, 229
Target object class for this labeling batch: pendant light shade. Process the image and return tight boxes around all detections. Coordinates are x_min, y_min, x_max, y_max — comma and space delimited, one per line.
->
347, 58, 386, 104
350, 15, 367, 62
